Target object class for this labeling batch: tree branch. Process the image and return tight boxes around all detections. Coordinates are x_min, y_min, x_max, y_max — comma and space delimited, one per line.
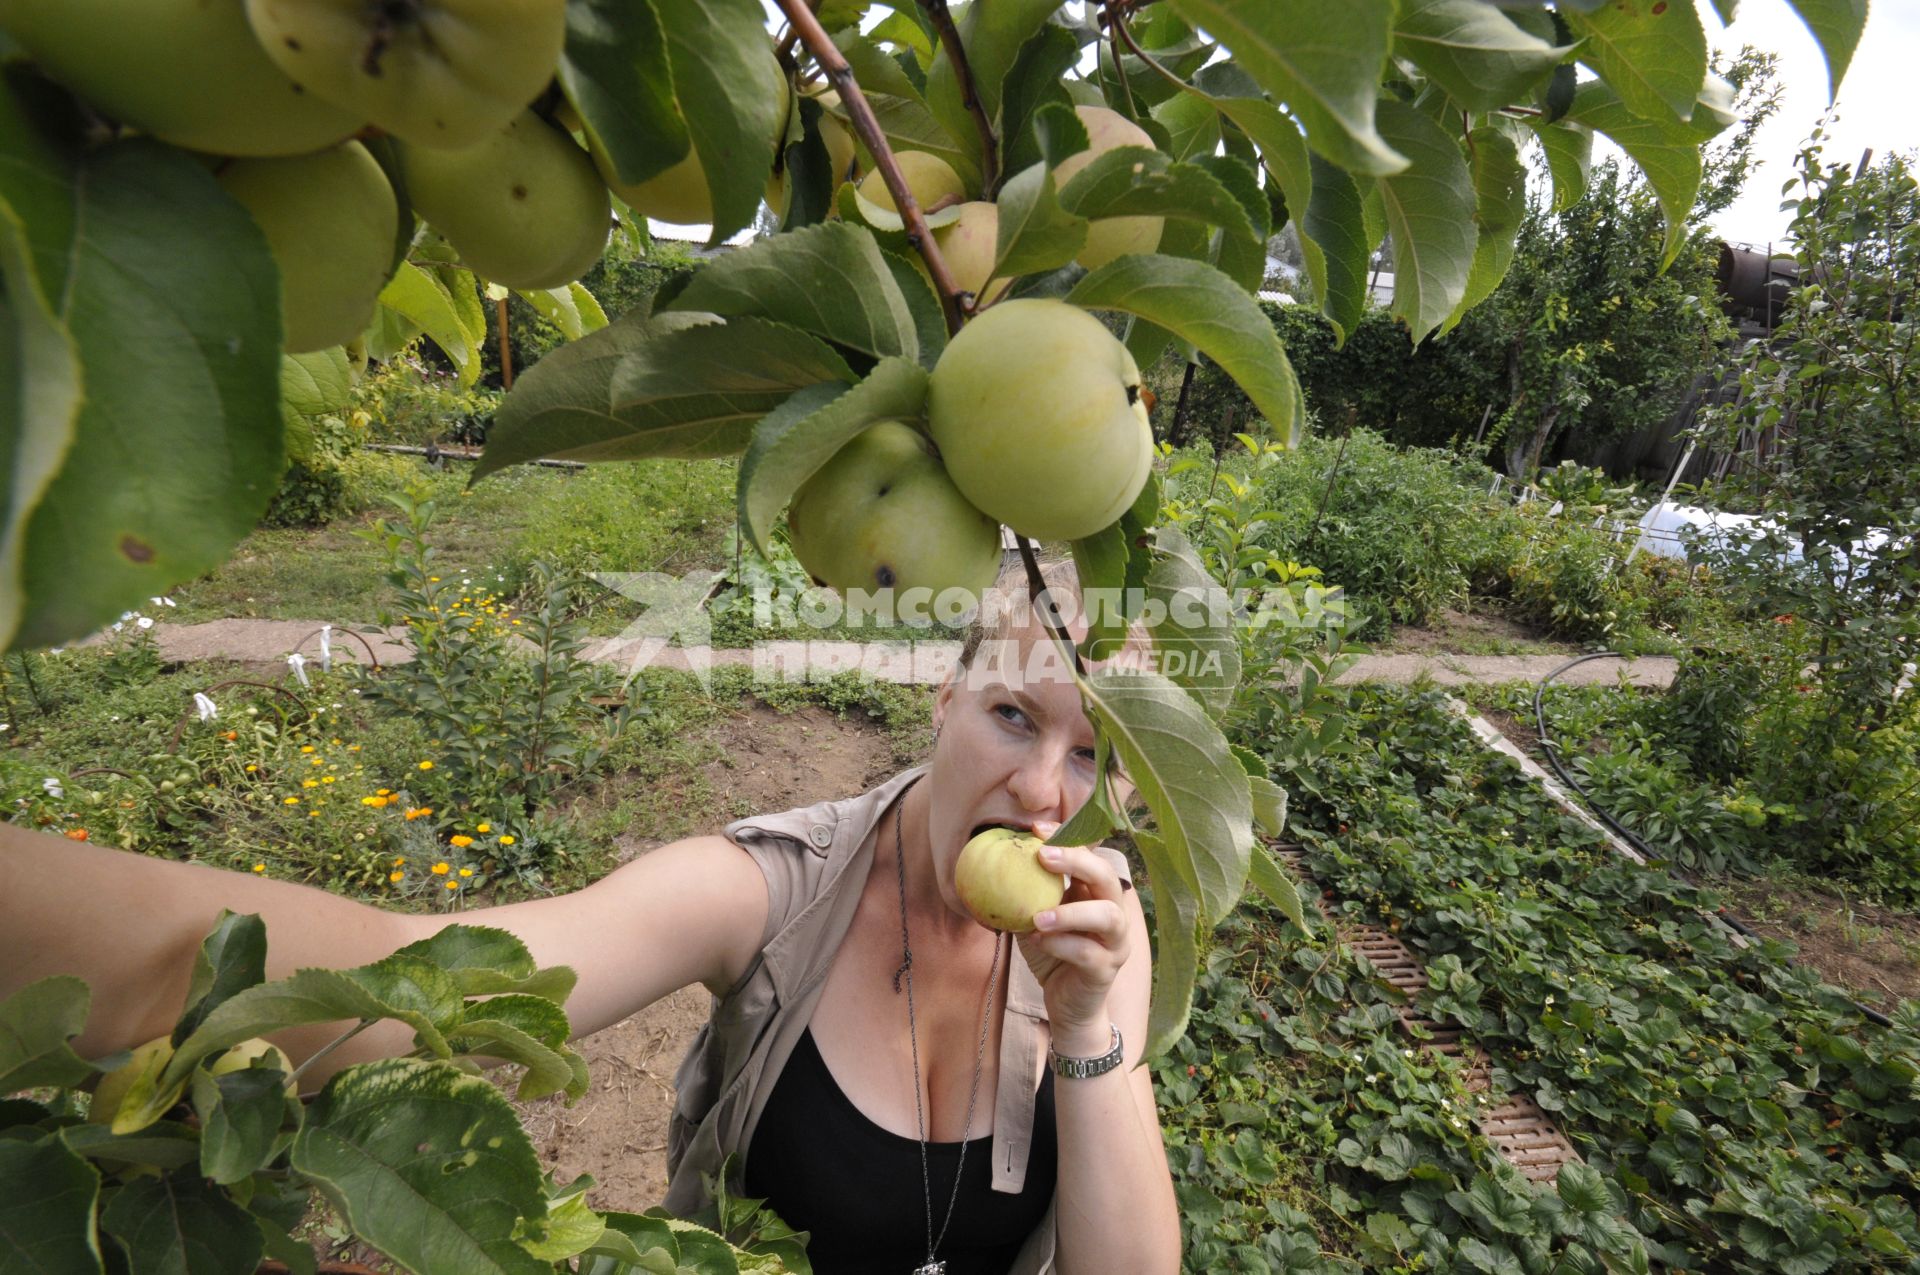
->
775, 0, 969, 335
916, 0, 999, 195
1015, 535, 1086, 677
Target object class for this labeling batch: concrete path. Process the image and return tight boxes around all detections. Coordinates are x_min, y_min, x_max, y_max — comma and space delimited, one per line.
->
93, 618, 1677, 691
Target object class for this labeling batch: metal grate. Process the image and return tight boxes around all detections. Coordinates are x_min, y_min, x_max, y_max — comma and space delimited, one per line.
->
1266, 841, 1584, 1184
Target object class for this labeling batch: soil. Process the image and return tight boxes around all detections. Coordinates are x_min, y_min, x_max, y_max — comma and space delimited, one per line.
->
303, 697, 905, 1267
1477, 704, 1543, 757
1382, 605, 1578, 657
1705, 876, 1920, 1015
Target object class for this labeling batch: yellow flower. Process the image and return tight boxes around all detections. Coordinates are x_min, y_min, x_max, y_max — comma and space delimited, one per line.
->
429, 576, 440, 582
244, 764, 257, 773
498, 834, 516, 846
476, 822, 491, 833
458, 867, 474, 878
376, 788, 392, 796
361, 795, 389, 808
432, 862, 450, 875
300, 745, 315, 754
445, 879, 460, 889
348, 744, 361, 752
511, 619, 522, 626
252, 863, 266, 873
450, 834, 474, 848
283, 796, 300, 805
393, 857, 406, 866
301, 779, 318, 788
389, 871, 404, 883
310, 757, 322, 766
405, 806, 432, 821
321, 775, 336, 784
418, 761, 434, 771
308, 811, 319, 818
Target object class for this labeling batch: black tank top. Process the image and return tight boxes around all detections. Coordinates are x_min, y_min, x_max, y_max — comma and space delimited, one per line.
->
743, 1027, 1057, 1273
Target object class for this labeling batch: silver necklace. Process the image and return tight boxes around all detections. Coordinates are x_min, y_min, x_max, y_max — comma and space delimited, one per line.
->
892, 780, 1002, 1275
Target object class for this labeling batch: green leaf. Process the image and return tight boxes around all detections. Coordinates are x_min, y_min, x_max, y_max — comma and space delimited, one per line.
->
380, 261, 480, 384
997, 24, 1082, 178
57, 1120, 203, 1170
993, 161, 1089, 278
1165, 0, 1405, 177
1438, 126, 1528, 336
1143, 526, 1241, 713
1071, 520, 1131, 656
558, 0, 685, 188
1555, 1161, 1612, 1215
1053, 731, 1124, 847
391, 923, 579, 1002
518, 282, 609, 341
1151, 84, 1225, 163
193, 1066, 293, 1185
877, 249, 947, 370
0, 1136, 103, 1275
837, 33, 982, 193
736, 358, 929, 553
1304, 155, 1371, 344
1566, 0, 1707, 124
0, 975, 95, 1093
1058, 147, 1261, 242
1527, 118, 1594, 212
604, 317, 861, 460
475, 310, 718, 479
1564, 81, 1701, 267
279, 348, 354, 421
12, 138, 283, 652
1248, 776, 1289, 840
447, 1010, 582, 1103
1373, 98, 1476, 342
655, 0, 788, 243
1130, 831, 1205, 1059
925, 0, 1058, 174
1066, 255, 1304, 445
515, 1183, 607, 1263
292, 1058, 553, 1275
664, 220, 919, 364
173, 910, 268, 1046
1247, 841, 1307, 930
1076, 668, 1252, 927
102, 1169, 264, 1273
1394, 0, 1568, 112
1786, 0, 1868, 102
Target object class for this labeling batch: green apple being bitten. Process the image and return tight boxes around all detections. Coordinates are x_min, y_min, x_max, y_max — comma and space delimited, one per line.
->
954, 827, 1069, 933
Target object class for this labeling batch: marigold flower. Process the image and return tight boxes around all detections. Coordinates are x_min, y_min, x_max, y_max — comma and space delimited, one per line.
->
348, 745, 361, 752
284, 796, 300, 805
458, 867, 474, 878
376, 788, 392, 796
418, 761, 434, 771
405, 806, 432, 820
65, 828, 89, 841
321, 775, 336, 784
300, 745, 315, 754
449, 834, 474, 848
476, 822, 491, 833
302, 779, 319, 789
498, 834, 516, 846
252, 863, 266, 873
432, 862, 450, 875
222, 730, 238, 741
446, 879, 460, 889
389, 871, 404, 883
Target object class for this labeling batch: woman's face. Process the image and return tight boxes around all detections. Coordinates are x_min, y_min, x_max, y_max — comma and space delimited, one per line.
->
924, 615, 1135, 919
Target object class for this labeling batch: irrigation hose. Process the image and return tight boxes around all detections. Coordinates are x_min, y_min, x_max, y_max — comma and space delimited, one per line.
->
1531, 652, 1895, 1030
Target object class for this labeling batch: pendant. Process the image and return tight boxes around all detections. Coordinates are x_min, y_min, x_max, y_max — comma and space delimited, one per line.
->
912, 1264, 947, 1275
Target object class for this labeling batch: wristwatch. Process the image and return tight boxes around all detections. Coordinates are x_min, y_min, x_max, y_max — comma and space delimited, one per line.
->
1049, 1024, 1124, 1079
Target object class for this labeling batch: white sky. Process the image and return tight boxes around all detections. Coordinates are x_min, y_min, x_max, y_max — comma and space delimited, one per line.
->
689, 1, 1920, 251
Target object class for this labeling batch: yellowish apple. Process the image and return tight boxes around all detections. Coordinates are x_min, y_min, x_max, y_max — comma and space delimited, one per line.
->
0, 0, 362, 156
88, 1035, 184, 1133
855, 150, 966, 228
207, 1037, 298, 1089
402, 111, 611, 290
926, 299, 1153, 542
1054, 105, 1164, 269
954, 827, 1068, 932
916, 201, 1010, 305
243, 0, 567, 149
589, 57, 788, 227
217, 140, 399, 352
786, 421, 1002, 605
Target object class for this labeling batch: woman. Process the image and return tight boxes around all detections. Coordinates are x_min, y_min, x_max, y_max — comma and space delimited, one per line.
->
1, 563, 1181, 1274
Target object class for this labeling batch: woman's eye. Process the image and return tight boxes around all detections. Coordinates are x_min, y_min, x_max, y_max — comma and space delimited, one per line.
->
995, 703, 1028, 727
1075, 748, 1099, 764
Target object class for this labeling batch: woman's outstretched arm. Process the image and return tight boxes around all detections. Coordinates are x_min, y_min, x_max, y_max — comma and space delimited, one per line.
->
1, 822, 768, 1091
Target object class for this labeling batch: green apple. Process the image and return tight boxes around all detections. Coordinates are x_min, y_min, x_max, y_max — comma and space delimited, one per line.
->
401, 111, 610, 290
217, 140, 399, 353
0, 0, 362, 156
243, 0, 566, 149
207, 1037, 299, 1093
954, 827, 1067, 932
88, 1035, 184, 1133
854, 149, 966, 230
1054, 105, 1164, 269
917, 201, 1009, 305
588, 57, 788, 227
926, 299, 1153, 542
786, 421, 1002, 605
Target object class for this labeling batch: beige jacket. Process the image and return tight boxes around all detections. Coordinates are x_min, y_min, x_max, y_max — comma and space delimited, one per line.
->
663, 764, 1131, 1274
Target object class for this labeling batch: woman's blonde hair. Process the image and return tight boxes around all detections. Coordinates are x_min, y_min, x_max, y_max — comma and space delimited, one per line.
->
954, 556, 1153, 674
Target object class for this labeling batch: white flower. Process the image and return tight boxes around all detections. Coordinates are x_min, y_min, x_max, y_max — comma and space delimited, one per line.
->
41, 778, 63, 798
119, 611, 134, 623
48, 648, 63, 656
0, 723, 8, 732
111, 623, 123, 633
193, 692, 218, 722
136, 617, 154, 630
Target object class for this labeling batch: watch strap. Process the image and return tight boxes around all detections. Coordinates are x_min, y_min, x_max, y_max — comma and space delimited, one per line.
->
1049, 1024, 1123, 1079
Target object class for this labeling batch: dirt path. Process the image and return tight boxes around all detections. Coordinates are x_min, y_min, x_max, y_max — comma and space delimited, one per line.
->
106, 616, 1677, 690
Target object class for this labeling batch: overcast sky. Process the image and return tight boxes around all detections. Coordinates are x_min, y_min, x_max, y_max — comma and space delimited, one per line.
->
711, 1, 1918, 251
1692, 0, 1918, 249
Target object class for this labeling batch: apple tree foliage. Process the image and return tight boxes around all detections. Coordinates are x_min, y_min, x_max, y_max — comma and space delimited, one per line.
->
0, 0, 1870, 1063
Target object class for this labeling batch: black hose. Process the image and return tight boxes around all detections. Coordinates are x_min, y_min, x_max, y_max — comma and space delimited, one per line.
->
1531, 652, 1895, 1030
